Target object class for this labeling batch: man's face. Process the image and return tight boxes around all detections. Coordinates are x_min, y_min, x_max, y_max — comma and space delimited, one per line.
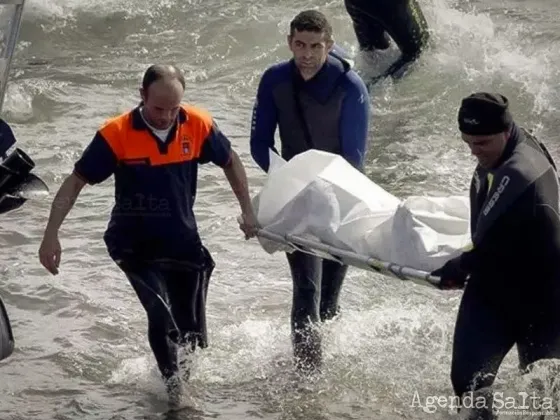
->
288, 29, 333, 80
462, 131, 509, 169
139, 79, 183, 130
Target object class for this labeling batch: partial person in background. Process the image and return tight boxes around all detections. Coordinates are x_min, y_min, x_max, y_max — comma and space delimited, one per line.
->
432, 92, 560, 419
0, 118, 20, 363
0, 117, 50, 363
249, 10, 369, 375
38, 64, 259, 406
344, 0, 430, 85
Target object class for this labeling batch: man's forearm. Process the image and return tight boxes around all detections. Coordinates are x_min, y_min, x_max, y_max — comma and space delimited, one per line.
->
44, 173, 85, 236
223, 150, 254, 215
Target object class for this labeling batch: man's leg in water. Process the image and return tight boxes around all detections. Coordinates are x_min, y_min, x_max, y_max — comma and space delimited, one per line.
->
120, 264, 180, 398
517, 290, 560, 367
517, 297, 560, 411
517, 306, 560, 419
165, 248, 215, 382
320, 260, 348, 321
451, 283, 516, 419
388, 0, 429, 54
287, 251, 322, 373
374, 0, 430, 79
344, 0, 390, 51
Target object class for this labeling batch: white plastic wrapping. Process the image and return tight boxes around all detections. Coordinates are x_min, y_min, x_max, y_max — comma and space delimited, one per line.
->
253, 149, 471, 273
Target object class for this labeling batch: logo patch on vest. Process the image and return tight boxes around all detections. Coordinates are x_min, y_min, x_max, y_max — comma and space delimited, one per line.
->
482, 175, 510, 216
181, 135, 191, 155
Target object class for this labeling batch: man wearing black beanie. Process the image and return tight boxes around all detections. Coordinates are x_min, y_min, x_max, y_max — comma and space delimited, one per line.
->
431, 92, 560, 419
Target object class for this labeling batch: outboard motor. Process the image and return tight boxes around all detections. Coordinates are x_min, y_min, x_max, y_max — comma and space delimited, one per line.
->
0, 120, 47, 215
0, 147, 37, 213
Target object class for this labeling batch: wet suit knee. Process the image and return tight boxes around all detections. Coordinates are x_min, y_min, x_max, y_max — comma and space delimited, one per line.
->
287, 251, 321, 327
320, 260, 348, 321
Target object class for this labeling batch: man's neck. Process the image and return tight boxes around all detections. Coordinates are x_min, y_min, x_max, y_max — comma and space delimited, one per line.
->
299, 68, 319, 81
297, 59, 328, 81
492, 125, 519, 169
139, 106, 172, 133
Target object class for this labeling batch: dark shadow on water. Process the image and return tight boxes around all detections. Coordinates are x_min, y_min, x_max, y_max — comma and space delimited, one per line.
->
160, 405, 209, 420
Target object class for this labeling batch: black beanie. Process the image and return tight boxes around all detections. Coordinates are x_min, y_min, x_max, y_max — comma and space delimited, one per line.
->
457, 92, 513, 135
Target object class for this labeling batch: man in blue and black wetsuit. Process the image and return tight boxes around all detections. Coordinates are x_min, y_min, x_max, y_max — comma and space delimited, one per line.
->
250, 10, 370, 374
432, 93, 560, 419
344, 0, 430, 82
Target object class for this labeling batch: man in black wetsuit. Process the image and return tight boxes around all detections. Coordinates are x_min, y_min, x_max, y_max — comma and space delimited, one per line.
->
431, 92, 560, 419
344, 0, 429, 82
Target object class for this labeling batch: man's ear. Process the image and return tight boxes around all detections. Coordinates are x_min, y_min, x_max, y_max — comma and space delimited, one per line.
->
326, 39, 334, 52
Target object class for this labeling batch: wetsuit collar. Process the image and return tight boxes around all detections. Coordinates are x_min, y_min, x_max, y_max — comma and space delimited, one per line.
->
291, 59, 327, 85
131, 104, 188, 131
492, 123, 521, 169
291, 54, 350, 103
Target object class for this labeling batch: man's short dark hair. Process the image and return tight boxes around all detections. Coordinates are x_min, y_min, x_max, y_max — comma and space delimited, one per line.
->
289, 10, 333, 40
142, 64, 186, 92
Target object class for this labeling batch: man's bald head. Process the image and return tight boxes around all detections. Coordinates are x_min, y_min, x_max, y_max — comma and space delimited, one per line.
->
139, 64, 186, 130
142, 64, 186, 93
